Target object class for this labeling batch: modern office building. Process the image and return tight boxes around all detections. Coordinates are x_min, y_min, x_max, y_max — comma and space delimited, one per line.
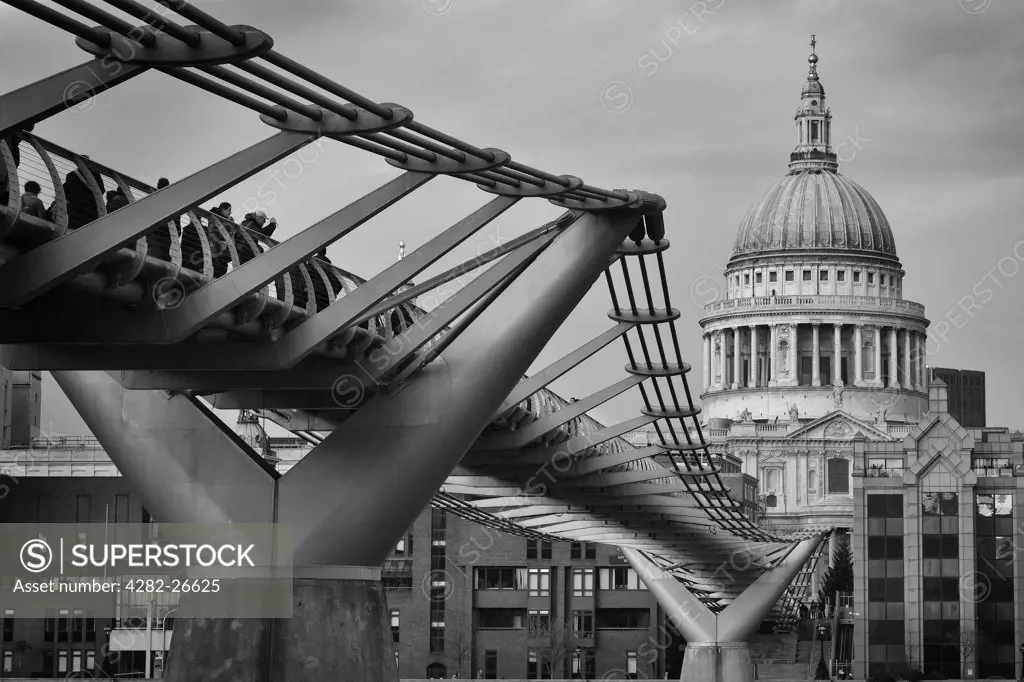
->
853, 378, 1023, 679
930, 367, 987, 428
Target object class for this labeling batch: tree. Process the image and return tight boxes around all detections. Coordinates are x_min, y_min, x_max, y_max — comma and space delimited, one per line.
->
817, 535, 854, 612
533, 620, 571, 679
956, 626, 981, 679
444, 609, 473, 679
13, 640, 32, 675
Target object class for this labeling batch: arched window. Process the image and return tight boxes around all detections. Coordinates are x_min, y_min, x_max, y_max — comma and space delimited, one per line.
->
426, 662, 447, 678
808, 469, 818, 495
779, 341, 789, 373
864, 342, 875, 377
810, 120, 820, 142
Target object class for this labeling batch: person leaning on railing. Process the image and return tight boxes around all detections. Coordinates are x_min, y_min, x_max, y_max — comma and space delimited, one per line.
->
20, 180, 48, 219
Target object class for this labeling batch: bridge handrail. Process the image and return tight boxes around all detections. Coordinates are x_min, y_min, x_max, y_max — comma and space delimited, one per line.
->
3, 132, 430, 346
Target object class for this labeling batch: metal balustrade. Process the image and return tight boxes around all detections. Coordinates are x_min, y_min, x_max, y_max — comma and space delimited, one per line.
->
1, 132, 426, 350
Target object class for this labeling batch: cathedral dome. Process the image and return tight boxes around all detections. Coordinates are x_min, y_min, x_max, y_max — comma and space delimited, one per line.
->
731, 170, 896, 259
729, 34, 896, 263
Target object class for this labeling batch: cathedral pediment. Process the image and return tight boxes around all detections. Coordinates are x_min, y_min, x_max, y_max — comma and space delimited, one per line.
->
784, 411, 891, 441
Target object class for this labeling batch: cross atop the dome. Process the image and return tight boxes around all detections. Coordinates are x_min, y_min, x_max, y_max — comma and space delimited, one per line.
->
810, 34, 816, 54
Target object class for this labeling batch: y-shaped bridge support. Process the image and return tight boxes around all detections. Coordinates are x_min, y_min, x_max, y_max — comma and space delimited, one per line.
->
53, 206, 643, 681
620, 535, 824, 682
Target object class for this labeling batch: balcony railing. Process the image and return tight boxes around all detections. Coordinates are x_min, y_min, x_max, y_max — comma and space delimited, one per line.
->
866, 466, 904, 478
703, 294, 926, 317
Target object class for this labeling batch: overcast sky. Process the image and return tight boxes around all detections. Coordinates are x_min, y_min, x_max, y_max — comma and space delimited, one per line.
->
2, 0, 1023, 435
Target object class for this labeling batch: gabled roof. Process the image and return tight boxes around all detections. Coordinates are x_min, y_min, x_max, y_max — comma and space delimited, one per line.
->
785, 410, 893, 441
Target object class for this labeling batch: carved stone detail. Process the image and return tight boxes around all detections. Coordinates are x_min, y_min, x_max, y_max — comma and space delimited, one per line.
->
824, 421, 853, 439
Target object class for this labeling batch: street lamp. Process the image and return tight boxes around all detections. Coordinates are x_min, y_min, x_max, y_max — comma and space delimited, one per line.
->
158, 608, 178, 679
817, 623, 827, 663
102, 623, 113, 676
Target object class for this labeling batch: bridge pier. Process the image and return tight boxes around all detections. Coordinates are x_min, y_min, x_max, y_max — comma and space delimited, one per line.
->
620, 537, 824, 682
54, 207, 642, 681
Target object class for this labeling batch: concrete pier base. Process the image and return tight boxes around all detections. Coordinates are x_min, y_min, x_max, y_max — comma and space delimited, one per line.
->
164, 576, 395, 682
680, 642, 752, 682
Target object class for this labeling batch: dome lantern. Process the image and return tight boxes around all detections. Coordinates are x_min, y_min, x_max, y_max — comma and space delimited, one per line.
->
790, 34, 837, 173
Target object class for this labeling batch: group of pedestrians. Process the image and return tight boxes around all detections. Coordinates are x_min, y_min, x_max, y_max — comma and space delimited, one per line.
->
2, 141, 334, 267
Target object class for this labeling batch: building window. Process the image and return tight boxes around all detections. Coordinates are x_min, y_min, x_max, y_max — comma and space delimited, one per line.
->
527, 539, 538, 560
837, 270, 846, 282
868, 273, 875, 285
528, 610, 550, 635
586, 543, 596, 559
570, 542, 582, 559
867, 459, 904, 478
485, 650, 498, 679
769, 271, 778, 283
114, 494, 130, 523
56, 609, 69, 643
57, 649, 68, 674
527, 648, 549, 680
866, 494, 905, 677
475, 567, 526, 590
973, 458, 1013, 478
572, 610, 594, 639
598, 567, 647, 591
528, 568, 550, 597
382, 559, 413, 591
595, 608, 651, 629
391, 610, 400, 643
744, 273, 750, 285
394, 533, 413, 556
572, 649, 596, 678
921, 492, 960, 678
572, 568, 594, 597
853, 271, 861, 283
820, 270, 829, 281
756, 272, 763, 283
864, 342, 875, 377
778, 340, 789, 373
626, 651, 638, 677
429, 627, 445, 654
810, 120, 820, 141
976, 493, 1014, 678
541, 540, 551, 559
784, 270, 794, 282
802, 270, 811, 281
2, 610, 12, 642
827, 458, 850, 494
477, 608, 525, 629
1, 650, 10, 673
